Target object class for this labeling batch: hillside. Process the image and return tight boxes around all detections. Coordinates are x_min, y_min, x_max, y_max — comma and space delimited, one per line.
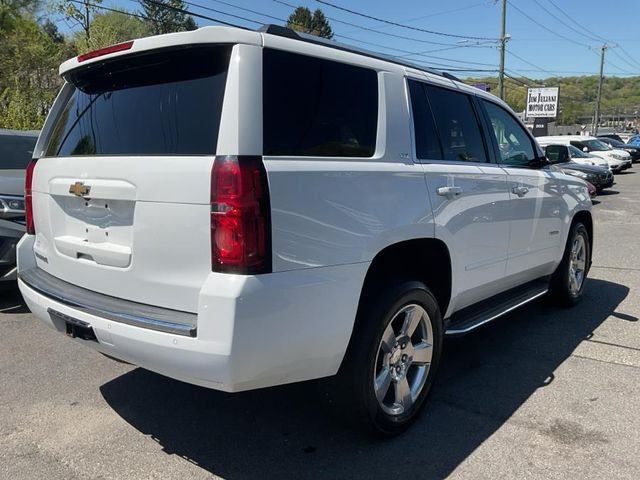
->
464, 75, 640, 125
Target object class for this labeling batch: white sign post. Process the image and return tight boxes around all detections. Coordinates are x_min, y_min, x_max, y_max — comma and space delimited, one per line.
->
526, 87, 559, 119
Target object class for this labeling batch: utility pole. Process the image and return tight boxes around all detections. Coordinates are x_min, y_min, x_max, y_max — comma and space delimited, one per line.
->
593, 44, 607, 135
498, 0, 507, 100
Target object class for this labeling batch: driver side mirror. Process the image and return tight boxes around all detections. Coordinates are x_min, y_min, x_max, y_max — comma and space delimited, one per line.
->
582, 147, 589, 152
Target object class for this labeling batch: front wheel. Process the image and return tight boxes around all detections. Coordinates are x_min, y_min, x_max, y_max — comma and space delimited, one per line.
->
332, 281, 443, 435
549, 222, 591, 306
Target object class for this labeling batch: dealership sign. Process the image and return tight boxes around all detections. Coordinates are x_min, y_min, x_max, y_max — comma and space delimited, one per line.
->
526, 87, 559, 118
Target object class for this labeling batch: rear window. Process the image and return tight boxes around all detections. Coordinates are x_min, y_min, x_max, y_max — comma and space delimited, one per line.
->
44, 45, 232, 157
0, 133, 38, 169
263, 49, 378, 157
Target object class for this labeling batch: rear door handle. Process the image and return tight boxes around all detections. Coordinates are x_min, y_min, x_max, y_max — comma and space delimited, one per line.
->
511, 185, 529, 197
436, 186, 463, 197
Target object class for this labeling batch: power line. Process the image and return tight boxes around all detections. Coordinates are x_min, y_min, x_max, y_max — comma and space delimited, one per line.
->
338, 2, 489, 35
70, 1, 149, 21
305, 32, 497, 72
505, 70, 544, 87
272, 0, 491, 47
506, 48, 555, 77
532, 0, 598, 43
180, 0, 262, 25
315, 0, 497, 41
506, 1, 590, 49
605, 58, 640, 76
140, 0, 245, 27
610, 49, 640, 74
545, 0, 605, 43
618, 46, 640, 71
541, 0, 640, 74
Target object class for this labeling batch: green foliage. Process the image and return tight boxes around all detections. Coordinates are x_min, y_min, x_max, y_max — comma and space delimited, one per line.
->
0, 9, 68, 129
465, 75, 640, 125
139, 0, 196, 35
74, 10, 153, 54
0, 0, 40, 28
286, 6, 333, 39
56, 0, 103, 41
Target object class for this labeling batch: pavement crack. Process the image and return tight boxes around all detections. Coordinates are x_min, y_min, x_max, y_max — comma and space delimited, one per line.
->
585, 338, 640, 352
590, 265, 640, 272
571, 353, 640, 370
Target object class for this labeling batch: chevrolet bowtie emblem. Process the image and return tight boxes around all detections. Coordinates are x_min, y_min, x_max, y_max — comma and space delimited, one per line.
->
69, 182, 91, 197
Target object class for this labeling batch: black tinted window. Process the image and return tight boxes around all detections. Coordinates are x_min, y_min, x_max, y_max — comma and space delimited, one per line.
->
0, 133, 38, 169
408, 80, 442, 160
545, 145, 569, 164
45, 46, 231, 157
263, 49, 377, 157
482, 101, 535, 166
425, 86, 487, 163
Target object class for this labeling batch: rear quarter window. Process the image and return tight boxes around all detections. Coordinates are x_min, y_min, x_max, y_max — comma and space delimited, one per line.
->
44, 45, 232, 157
263, 49, 378, 157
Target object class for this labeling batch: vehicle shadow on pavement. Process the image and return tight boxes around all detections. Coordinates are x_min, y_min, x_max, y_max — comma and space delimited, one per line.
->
100, 278, 629, 480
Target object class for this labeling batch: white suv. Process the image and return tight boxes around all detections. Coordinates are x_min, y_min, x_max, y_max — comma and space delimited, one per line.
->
17, 25, 593, 434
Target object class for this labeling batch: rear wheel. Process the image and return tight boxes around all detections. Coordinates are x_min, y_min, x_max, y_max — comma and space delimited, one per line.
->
332, 281, 443, 435
549, 222, 590, 306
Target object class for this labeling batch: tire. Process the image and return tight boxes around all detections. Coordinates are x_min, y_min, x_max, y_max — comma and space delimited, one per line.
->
549, 222, 591, 306
330, 280, 443, 435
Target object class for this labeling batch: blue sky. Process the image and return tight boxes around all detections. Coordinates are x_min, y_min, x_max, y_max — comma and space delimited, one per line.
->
68, 0, 640, 79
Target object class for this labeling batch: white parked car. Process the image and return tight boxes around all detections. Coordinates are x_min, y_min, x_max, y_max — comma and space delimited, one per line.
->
537, 140, 610, 170
18, 25, 593, 434
536, 135, 631, 172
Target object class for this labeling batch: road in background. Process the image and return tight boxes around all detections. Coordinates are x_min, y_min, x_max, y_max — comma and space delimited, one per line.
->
1, 172, 639, 480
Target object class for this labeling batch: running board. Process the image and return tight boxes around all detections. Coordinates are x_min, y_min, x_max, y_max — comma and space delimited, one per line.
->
445, 279, 549, 336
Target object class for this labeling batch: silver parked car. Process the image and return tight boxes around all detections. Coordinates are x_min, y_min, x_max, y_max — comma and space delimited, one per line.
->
0, 129, 39, 283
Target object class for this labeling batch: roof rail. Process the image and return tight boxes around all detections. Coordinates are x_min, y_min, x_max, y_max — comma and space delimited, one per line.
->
257, 24, 461, 82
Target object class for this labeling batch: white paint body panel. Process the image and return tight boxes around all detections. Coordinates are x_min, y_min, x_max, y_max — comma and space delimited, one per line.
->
19, 26, 592, 392
423, 162, 510, 312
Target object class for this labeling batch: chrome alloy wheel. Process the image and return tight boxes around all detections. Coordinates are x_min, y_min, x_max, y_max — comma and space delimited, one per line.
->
373, 304, 433, 416
568, 234, 587, 295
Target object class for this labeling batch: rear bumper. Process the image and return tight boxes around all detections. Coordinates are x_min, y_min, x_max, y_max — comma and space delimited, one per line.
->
17, 235, 368, 392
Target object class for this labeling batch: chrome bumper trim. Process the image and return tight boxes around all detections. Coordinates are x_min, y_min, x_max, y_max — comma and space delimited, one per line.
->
19, 268, 197, 337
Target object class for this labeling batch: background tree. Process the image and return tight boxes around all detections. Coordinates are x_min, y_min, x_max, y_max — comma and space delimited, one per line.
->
74, 9, 153, 54
0, 3, 68, 129
56, 0, 102, 42
139, 0, 196, 35
286, 6, 333, 38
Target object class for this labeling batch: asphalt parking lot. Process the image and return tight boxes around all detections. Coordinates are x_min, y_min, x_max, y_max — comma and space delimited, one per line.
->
1, 173, 639, 480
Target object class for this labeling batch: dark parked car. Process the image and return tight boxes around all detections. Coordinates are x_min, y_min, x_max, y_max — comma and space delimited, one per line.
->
597, 136, 640, 163
0, 129, 39, 284
545, 144, 613, 191
597, 134, 624, 143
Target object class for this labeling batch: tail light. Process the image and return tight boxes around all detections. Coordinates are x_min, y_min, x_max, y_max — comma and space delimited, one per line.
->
25, 159, 37, 235
77, 41, 134, 62
210, 156, 271, 274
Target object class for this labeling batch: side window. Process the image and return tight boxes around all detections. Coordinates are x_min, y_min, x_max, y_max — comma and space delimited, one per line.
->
407, 80, 442, 160
482, 101, 535, 166
570, 140, 586, 151
545, 145, 568, 164
263, 49, 378, 157
425, 85, 487, 163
